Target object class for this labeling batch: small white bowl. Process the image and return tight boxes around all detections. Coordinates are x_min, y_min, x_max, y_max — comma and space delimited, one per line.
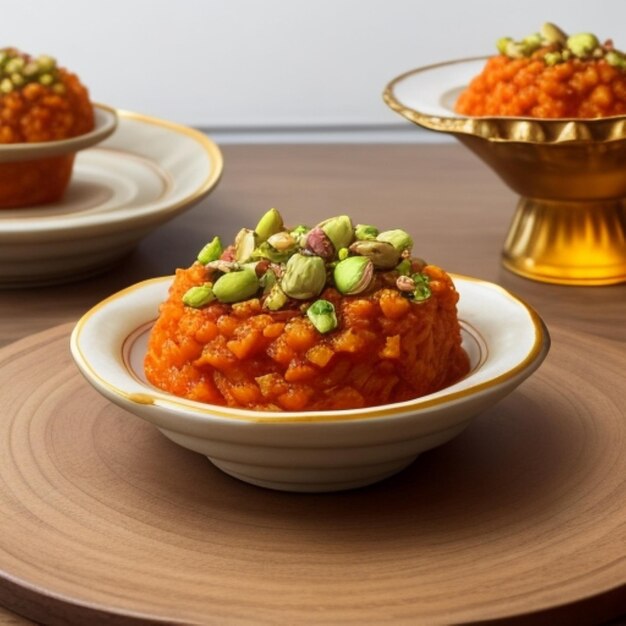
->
70, 275, 550, 492
0, 103, 118, 164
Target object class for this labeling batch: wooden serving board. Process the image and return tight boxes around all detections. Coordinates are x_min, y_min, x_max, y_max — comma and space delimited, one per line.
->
0, 323, 625, 625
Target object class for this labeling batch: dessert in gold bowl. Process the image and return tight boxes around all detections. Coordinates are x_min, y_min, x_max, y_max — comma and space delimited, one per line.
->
384, 23, 626, 285
456, 23, 626, 118
145, 209, 470, 411
0, 47, 116, 208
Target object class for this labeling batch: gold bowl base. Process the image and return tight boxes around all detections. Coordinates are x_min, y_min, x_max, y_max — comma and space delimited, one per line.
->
502, 198, 626, 286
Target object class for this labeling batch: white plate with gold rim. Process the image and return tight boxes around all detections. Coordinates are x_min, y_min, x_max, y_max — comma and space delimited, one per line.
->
70, 274, 550, 493
0, 109, 223, 287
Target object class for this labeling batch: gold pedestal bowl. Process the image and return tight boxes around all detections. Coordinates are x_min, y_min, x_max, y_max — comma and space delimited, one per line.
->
384, 57, 626, 286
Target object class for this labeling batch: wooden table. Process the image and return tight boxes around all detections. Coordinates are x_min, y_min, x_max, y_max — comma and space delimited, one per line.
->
0, 144, 625, 625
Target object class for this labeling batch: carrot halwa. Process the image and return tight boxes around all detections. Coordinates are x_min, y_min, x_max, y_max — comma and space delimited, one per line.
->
456, 23, 626, 118
145, 210, 470, 412
0, 47, 93, 143
0, 47, 94, 207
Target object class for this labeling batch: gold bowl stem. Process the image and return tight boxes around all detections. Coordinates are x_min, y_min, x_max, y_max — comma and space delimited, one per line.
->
502, 197, 626, 285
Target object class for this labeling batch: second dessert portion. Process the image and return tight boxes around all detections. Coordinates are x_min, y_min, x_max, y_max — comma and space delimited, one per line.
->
0, 47, 95, 207
145, 209, 470, 411
456, 23, 626, 118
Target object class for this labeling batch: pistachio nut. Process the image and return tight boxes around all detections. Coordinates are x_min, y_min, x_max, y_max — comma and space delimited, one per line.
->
606, 51, 626, 68
305, 226, 335, 259
197, 236, 223, 264
267, 231, 297, 252
412, 273, 432, 302
396, 275, 416, 292
182, 283, 215, 308
544, 52, 562, 66
280, 253, 327, 300
5, 57, 24, 74
255, 208, 284, 243
567, 33, 600, 58
333, 256, 374, 295
540, 22, 567, 45
306, 299, 338, 334
522, 33, 542, 54
349, 240, 400, 269
251, 241, 290, 263
263, 283, 288, 311
376, 229, 413, 253
234, 228, 258, 263
260, 267, 277, 293
212, 269, 260, 303
505, 41, 526, 59
290, 225, 310, 246
395, 258, 412, 276
337, 247, 349, 261
23, 62, 39, 77
496, 37, 513, 55
36, 55, 56, 72
354, 224, 379, 241
318, 215, 354, 251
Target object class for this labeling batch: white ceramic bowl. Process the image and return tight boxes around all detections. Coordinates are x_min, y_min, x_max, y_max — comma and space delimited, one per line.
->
0, 103, 118, 164
70, 275, 550, 493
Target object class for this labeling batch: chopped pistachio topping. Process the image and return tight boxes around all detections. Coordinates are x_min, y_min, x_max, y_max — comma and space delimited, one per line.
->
197, 236, 223, 264
0, 47, 62, 93
255, 207, 283, 242
412, 273, 432, 302
495, 23, 625, 68
319, 215, 353, 250
395, 259, 412, 276
307, 299, 338, 334
349, 240, 400, 269
281, 253, 326, 299
333, 256, 374, 295
213, 269, 259, 303
234, 228, 258, 263
354, 224, 379, 240
376, 229, 413, 253
182, 283, 215, 308
263, 283, 288, 310
184, 208, 432, 312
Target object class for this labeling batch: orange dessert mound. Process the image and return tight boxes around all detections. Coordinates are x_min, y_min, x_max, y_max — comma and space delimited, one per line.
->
456, 23, 626, 118
145, 210, 470, 412
0, 47, 95, 207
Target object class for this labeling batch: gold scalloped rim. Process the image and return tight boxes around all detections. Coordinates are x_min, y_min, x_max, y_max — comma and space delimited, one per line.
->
383, 57, 626, 144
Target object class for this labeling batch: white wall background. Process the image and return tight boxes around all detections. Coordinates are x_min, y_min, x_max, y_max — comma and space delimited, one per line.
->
8, 1, 626, 141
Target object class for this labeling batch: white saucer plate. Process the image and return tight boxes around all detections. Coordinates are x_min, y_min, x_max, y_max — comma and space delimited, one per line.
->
0, 110, 223, 286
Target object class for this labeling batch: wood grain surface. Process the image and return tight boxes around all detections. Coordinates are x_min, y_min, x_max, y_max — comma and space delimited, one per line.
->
1, 144, 625, 625
0, 323, 625, 625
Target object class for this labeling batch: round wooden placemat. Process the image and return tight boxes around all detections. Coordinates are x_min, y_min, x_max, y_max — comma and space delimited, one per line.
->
0, 323, 625, 626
